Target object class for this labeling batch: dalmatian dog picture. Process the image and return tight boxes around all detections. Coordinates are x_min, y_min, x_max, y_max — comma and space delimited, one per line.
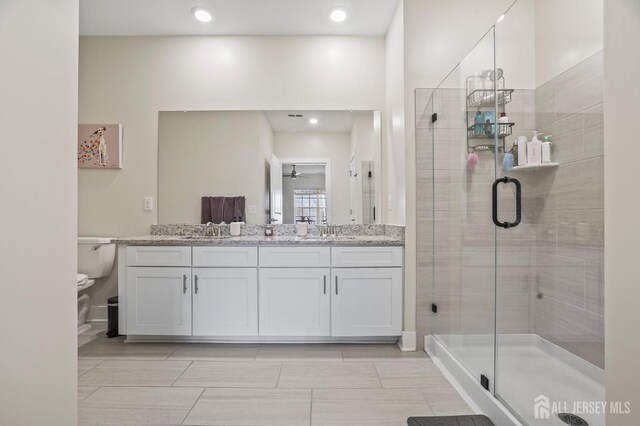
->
78, 124, 122, 169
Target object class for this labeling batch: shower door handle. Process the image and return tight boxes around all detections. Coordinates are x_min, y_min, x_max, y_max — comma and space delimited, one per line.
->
492, 176, 521, 229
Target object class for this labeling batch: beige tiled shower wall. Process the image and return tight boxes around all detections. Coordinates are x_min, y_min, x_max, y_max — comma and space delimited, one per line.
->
415, 87, 537, 349
531, 50, 604, 368
415, 51, 604, 368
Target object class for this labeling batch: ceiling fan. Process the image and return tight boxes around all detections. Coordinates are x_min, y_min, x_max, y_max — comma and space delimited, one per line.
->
283, 164, 308, 179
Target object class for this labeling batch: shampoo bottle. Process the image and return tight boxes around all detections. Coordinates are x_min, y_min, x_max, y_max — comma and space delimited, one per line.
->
474, 111, 484, 136
542, 135, 552, 163
527, 131, 542, 165
517, 136, 528, 166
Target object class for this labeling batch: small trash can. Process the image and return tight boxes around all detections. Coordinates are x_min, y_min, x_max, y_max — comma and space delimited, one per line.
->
106, 296, 119, 338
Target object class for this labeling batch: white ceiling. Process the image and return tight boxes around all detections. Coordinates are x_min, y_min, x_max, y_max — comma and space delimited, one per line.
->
80, 0, 399, 36
265, 110, 372, 132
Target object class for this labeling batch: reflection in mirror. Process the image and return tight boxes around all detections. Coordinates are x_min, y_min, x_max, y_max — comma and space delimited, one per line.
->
158, 110, 381, 225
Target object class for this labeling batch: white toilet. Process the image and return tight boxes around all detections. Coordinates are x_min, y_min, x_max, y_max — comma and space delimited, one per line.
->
77, 237, 116, 334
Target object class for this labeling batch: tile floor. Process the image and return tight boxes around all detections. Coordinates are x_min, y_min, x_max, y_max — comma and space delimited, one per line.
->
78, 326, 473, 425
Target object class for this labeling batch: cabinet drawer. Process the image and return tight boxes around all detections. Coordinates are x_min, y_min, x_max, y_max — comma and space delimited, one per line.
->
331, 247, 403, 268
126, 246, 192, 267
193, 247, 257, 267
259, 247, 330, 268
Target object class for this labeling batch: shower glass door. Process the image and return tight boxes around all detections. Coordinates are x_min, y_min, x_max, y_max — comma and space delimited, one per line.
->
430, 28, 499, 392
425, 1, 605, 424
493, 1, 605, 425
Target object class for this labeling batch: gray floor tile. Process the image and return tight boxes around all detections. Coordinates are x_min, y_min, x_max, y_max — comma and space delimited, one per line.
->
256, 345, 343, 362
78, 359, 103, 377
78, 386, 98, 402
183, 388, 311, 426
342, 344, 428, 362
78, 386, 203, 425
168, 344, 259, 361
312, 388, 433, 426
375, 360, 444, 388
278, 362, 380, 389
79, 342, 179, 360
173, 361, 281, 388
78, 360, 191, 387
428, 400, 475, 416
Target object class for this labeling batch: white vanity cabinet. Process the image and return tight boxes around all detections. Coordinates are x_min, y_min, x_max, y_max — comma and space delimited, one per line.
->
191, 247, 258, 336
258, 268, 331, 336
125, 266, 192, 336
120, 244, 403, 340
192, 268, 258, 336
331, 268, 403, 337
329, 246, 403, 336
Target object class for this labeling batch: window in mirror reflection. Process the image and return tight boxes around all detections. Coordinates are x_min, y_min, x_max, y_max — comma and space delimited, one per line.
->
294, 190, 327, 224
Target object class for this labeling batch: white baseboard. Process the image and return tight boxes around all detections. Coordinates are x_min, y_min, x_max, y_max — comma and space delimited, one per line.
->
397, 331, 416, 351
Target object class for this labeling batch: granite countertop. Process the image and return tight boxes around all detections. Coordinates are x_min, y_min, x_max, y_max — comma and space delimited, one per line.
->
117, 235, 404, 247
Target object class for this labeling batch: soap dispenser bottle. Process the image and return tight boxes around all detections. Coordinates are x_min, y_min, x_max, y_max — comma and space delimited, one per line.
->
527, 131, 542, 165
516, 136, 528, 166
542, 135, 552, 163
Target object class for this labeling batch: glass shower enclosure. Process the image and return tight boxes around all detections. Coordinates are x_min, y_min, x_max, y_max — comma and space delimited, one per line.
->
418, 1, 604, 425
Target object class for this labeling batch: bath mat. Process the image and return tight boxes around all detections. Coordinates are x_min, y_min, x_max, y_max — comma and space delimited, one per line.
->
408, 415, 494, 426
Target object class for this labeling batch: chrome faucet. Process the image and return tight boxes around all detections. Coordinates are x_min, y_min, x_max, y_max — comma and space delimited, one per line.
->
204, 222, 221, 237
320, 224, 337, 237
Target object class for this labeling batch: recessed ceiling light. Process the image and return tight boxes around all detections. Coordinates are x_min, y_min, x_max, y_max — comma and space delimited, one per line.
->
192, 6, 213, 23
309, 118, 319, 125
329, 8, 347, 23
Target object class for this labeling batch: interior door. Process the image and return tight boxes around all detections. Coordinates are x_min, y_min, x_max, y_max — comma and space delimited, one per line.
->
270, 154, 283, 224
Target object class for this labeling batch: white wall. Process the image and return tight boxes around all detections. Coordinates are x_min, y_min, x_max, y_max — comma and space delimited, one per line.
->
79, 35, 385, 317
605, 0, 640, 422
400, 0, 514, 338
0, 0, 78, 424
158, 111, 272, 225
78, 35, 385, 237
274, 132, 352, 224
535, 0, 603, 86
384, 0, 406, 227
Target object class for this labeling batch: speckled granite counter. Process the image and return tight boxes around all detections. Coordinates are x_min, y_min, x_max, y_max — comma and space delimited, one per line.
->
117, 235, 404, 247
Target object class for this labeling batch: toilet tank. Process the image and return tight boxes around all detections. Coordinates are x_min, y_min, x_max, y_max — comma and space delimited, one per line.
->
78, 237, 117, 279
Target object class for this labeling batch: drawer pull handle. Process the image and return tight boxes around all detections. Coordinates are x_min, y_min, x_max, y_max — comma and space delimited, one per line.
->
335, 276, 338, 295
195, 275, 199, 294
183, 274, 187, 294
323, 275, 327, 294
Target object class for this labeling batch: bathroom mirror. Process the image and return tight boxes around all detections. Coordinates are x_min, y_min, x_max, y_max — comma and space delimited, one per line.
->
158, 110, 381, 225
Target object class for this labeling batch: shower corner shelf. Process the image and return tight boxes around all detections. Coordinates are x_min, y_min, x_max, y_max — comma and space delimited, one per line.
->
466, 89, 515, 108
467, 122, 515, 140
511, 162, 559, 171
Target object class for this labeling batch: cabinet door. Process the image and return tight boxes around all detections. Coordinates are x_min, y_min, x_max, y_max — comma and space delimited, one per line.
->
126, 267, 192, 336
259, 268, 330, 336
192, 268, 258, 336
331, 268, 402, 337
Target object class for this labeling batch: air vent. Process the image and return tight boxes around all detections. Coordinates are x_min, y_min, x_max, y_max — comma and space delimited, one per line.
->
287, 114, 304, 118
